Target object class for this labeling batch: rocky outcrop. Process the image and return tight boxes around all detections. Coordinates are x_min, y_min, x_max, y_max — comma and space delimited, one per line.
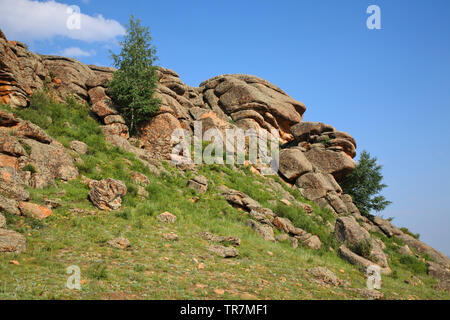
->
1, 29, 449, 288
0, 108, 76, 254
220, 186, 321, 249
200, 74, 306, 142
335, 216, 390, 271
0, 110, 78, 191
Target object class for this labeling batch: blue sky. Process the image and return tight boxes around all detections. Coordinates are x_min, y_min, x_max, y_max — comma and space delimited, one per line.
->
1, 0, 449, 255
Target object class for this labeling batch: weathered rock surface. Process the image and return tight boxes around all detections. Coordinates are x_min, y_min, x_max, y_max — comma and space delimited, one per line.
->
157, 211, 177, 224
0, 228, 26, 253
187, 175, 208, 193
207, 245, 239, 258
308, 266, 342, 286
88, 178, 127, 211
107, 237, 131, 250
335, 216, 370, 245
2, 29, 449, 287
200, 74, 306, 141
199, 232, 240, 247
246, 219, 275, 242
18, 201, 52, 220
278, 148, 312, 180
0, 213, 5, 228
338, 245, 391, 275
69, 140, 88, 155
130, 171, 150, 186
0, 194, 20, 215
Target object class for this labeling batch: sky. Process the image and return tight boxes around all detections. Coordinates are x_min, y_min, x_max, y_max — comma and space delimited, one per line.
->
0, 0, 449, 255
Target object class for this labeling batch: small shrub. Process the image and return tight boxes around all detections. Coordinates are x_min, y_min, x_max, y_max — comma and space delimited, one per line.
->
398, 254, 427, 274
349, 239, 373, 260
88, 263, 108, 280
400, 227, 420, 239
20, 142, 32, 155
22, 164, 37, 174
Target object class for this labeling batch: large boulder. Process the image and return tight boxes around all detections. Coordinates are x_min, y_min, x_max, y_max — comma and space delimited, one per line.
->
335, 216, 370, 245
18, 201, 52, 220
295, 172, 341, 201
291, 122, 335, 141
278, 148, 312, 180
138, 112, 182, 160
88, 178, 127, 211
304, 145, 355, 181
0, 194, 20, 215
23, 138, 78, 188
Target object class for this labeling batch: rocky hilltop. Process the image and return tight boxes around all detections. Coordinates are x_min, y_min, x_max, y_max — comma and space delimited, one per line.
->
0, 30, 449, 299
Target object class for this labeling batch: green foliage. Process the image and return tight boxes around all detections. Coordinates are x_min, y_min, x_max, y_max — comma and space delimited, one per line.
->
349, 239, 373, 260
274, 203, 338, 250
108, 15, 161, 134
22, 164, 37, 174
20, 141, 32, 155
88, 262, 108, 280
11, 91, 105, 150
341, 150, 391, 216
400, 227, 420, 239
398, 254, 427, 274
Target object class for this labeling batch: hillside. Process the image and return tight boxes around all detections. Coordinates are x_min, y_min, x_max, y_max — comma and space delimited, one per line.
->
0, 29, 449, 300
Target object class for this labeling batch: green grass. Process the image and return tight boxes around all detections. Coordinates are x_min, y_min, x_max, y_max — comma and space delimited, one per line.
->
0, 93, 449, 300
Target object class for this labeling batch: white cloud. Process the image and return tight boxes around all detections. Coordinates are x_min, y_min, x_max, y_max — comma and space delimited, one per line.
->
0, 0, 125, 42
60, 47, 94, 57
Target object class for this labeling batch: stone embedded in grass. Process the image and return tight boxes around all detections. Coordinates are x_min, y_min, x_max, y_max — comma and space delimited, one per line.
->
69, 140, 88, 155
246, 219, 275, 242
198, 232, 240, 247
187, 175, 208, 193
398, 244, 414, 256
163, 233, 179, 241
308, 266, 342, 287
88, 178, 127, 211
207, 245, 239, 258
18, 201, 52, 220
280, 198, 292, 207
130, 171, 150, 186
107, 237, 131, 250
349, 288, 384, 300
0, 228, 26, 254
157, 211, 177, 224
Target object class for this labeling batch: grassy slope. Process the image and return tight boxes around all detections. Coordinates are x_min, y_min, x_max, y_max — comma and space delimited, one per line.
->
0, 93, 448, 300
